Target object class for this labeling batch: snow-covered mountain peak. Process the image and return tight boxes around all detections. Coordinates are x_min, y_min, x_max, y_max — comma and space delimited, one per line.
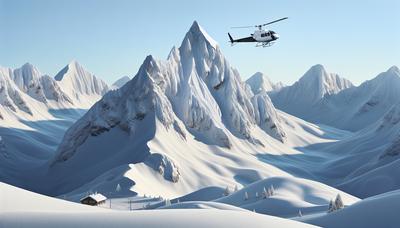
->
298, 64, 353, 100
370, 66, 400, 88
387, 65, 400, 74
20, 62, 39, 72
12, 62, 48, 103
67, 59, 81, 70
54, 60, 109, 101
269, 65, 354, 125
246, 72, 276, 94
167, 46, 180, 61
299, 64, 329, 82
50, 22, 287, 192
13, 62, 41, 83
380, 65, 400, 80
111, 76, 130, 89
182, 21, 218, 51
55, 60, 84, 81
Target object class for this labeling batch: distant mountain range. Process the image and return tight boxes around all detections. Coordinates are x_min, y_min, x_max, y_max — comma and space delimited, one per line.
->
270, 65, 400, 131
1, 21, 399, 205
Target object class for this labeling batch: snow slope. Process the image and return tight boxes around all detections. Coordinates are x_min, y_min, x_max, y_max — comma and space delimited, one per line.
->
159, 201, 247, 211
330, 103, 400, 197
251, 102, 400, 198
111, 76, 130, 89
301, 189, 400, 228
215, 176, 359, 218
0, 182, 317, 228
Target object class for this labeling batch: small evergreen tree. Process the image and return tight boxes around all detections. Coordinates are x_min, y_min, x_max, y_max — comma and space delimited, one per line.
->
328, 199, 333, 212
255, 191, 259, 198
298, 210, 302, 217
269, 185, 275, 196
328, 199, 337, 213
262, 187, 268, 198
234, 185, 239, 192
223, 186, 231, 196
335, 194, 344, 209
116, 184, 121, 192
165, 199, 171, 206
244, 191, 249, 200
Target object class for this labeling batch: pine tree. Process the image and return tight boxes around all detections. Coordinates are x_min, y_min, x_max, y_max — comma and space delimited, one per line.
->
269, 185, 275, 196
331, 202, 337, 212
335, 194, 344, 209
328, 199, 338, 213
234, 185, 239, 192
244, 191, 249, 200
298, 210, 302, 217
255, 191, 259, 198
262, 187, 268, 198
165, 199, 171, 206
116, 184, 121, 192
223, 186, 231, 196
328, 199, 333, 212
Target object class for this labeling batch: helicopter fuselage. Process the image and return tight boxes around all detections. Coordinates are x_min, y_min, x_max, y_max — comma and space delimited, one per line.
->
252, 30, 279, 42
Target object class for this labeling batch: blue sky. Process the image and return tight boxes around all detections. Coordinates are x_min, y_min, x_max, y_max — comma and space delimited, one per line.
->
0, 0, 399, 85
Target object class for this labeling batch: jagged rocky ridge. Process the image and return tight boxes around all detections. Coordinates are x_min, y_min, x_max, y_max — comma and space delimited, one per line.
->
50, 22, 287, 192
0, 61, 109, 118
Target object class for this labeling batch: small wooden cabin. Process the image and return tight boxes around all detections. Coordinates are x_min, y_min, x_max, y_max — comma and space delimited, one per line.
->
80, 193, 107, 206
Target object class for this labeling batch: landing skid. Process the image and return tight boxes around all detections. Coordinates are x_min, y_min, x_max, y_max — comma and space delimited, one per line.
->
256, 42, 274, 47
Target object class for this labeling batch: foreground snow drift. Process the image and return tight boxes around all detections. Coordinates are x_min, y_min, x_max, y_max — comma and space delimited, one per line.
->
215, 176, 359, 218
0, 182, 317, 228
1, 210, 318, 228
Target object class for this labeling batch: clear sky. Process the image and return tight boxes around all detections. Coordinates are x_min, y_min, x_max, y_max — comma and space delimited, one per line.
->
0, 0, 399, 85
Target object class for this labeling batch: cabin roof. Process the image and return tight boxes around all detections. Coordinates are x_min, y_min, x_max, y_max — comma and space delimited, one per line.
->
80, 193, 107, 202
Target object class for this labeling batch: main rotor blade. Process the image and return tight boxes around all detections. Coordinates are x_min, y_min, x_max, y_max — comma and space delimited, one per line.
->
231, 25, 256, 29
262, 17, 288, 26
231, 17, 288, 29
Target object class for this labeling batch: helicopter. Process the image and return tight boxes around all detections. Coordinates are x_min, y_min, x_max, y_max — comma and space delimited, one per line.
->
228, 17, 288, 47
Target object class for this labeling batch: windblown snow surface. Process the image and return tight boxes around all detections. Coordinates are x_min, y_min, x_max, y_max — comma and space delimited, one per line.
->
0, 182, 317, 228
1, 21, 400, 228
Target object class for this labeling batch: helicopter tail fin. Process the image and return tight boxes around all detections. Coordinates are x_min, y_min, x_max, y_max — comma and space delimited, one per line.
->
228, 33, 234, 43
